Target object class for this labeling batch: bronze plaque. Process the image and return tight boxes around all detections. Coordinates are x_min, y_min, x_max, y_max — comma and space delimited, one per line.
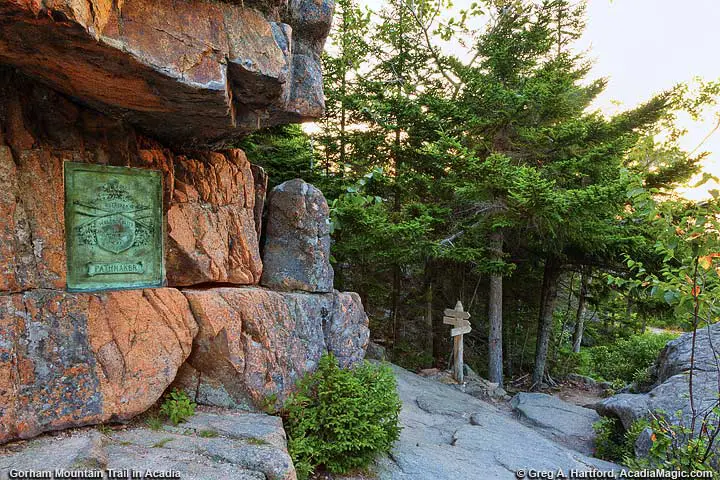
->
64, 162, 164, 292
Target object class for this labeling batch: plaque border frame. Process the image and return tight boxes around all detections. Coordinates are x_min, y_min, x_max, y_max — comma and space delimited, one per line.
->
64, 161, 165, 292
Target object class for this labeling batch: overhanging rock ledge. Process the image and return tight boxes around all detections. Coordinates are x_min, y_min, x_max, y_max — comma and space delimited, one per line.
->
0, 0, 333, 147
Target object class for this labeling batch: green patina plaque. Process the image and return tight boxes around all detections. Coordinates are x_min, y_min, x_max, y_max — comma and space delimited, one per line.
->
64, 162, 164, 292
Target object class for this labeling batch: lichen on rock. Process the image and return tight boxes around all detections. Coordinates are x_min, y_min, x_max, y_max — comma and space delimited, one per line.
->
0, 288, 197, 443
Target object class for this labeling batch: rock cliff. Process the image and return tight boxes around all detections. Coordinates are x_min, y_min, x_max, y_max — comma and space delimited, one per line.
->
0, 0, 371, 445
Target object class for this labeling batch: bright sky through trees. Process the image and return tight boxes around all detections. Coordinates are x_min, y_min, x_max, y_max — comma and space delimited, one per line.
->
576, 0, 720, 200
311, 0, 720, 200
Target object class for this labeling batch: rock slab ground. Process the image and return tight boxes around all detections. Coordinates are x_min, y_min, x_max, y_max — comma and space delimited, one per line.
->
0, 365, 622, 480
0, 409, 296, 480
368, 365, 619, 479
511, 392, 600, 455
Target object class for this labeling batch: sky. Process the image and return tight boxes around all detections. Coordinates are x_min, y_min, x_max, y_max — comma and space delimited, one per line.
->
319, 0, 720, 200
577, 0, 720, 200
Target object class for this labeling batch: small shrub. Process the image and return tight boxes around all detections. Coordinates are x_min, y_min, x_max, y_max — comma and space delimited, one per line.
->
281, 354, 401, 480
152, 437, 174, 448
594, 417, 650, 463
549, 347, 584, 379
594, 417, 629, 462
198, 429, 219, 438
631, 368, 654, 392
391, 341, 434, 371
261, 393, 279, 415
159, 389, 197, 425
610, 378, 626, 392
245, 437, 268, 446
623, 418, 651, 457
96, 424, 113, 435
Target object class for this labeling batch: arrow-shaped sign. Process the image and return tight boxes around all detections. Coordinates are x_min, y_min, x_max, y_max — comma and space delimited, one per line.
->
444, 308, 471, 319
451, 325, 472, 336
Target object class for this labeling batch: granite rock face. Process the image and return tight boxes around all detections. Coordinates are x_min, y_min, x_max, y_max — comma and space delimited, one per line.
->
176, 287, 369, 408
0, 288, 197, 443
261, 179, 334, 293
0, 71, 264, 291
0, 0, 332, 147
167, 149, 263, 286
0, 2, 377, 453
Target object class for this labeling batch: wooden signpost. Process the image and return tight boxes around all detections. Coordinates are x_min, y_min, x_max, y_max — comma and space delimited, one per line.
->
444, 301, 471, 383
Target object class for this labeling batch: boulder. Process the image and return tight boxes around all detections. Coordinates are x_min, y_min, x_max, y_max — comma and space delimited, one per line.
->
655, 324, 720, 382
0, 409, 296, 480
260, 179, 334, 293
596, 371, 719, 431
0, 288, 197, 443
463, 365, 509, 401
176, 287, 369, 408
0, 71, 264, 291
325, 291, 369, 366
598, 326, 720, 449
511, 392, 600, 455
0, 0, 331, 147
366, 341, 388, 361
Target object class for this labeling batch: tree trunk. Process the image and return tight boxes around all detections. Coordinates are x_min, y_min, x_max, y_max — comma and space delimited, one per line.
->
532, 256, 561, 388
488, 229, 504, 387
424, 262, 434, 357
391, 265, 401, 348
572, 267, 590, 353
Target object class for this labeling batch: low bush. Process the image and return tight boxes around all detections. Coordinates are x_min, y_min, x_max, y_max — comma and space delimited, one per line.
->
593, 416, 649, 463
578, 332, 676, 384
594, 417, 630, 462
159, 389, 197, 425
281, 354, 402, 480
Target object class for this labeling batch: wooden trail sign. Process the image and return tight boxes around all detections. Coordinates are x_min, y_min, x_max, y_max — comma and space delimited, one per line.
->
444, 301, 471, 383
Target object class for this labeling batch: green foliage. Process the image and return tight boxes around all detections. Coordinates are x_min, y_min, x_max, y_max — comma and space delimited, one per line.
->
239, 0, 715, 384
235, 124, 320, 190
96, 424, 113, 435
152, 438, 174, 448
549, 346, 586, 379
594, 417, 650, 463
577, 332, 676, 384
392, 341, 434, 371
625, 411, 720, 474
159, 389, 197, 425
145, 415, 163, 431
261, 393, 279, 415
594, 417, 630, 462
281, 354, 401, 480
